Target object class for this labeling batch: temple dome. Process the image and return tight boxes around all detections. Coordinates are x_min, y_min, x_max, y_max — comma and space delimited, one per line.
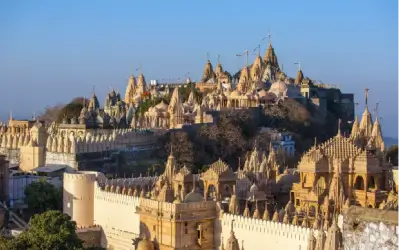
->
269, 80, 287, 98
137, 236, 154, 250
184, 188, 204, 203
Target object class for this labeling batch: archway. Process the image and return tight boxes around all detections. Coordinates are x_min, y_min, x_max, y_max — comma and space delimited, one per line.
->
207, 184, 217, 201
221, 184, 232, 200
354, 176, 365, 190
367, 176, 376, 190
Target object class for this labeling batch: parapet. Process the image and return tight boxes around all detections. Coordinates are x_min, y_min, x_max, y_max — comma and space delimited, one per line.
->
64, 171, 97, 182
222, 213, 313, 239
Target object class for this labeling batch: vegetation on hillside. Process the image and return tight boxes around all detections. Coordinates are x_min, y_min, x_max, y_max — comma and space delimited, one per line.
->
155, 98, 341, 173
386, 145, 398, 166
38, 97, 89, 124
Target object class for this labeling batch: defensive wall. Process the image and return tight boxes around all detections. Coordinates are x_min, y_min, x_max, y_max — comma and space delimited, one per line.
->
216, 213, 312, 250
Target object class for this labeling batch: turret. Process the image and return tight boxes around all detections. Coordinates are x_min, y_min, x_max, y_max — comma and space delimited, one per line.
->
63, 172, 96, 228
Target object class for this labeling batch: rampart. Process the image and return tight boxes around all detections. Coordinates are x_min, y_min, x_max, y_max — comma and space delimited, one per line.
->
216, 213, 313, 250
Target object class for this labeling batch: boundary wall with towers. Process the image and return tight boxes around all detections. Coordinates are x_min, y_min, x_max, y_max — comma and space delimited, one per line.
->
63, 171, 316, 250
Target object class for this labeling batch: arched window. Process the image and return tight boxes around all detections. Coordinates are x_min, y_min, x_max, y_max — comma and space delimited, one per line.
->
367, 176, 376, 190
354, 176, 365, 190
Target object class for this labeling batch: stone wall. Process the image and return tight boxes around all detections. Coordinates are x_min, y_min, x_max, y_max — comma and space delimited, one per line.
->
77, 227, 102, 248
45, 152, 77, 169
341, 206, 398, 250
216, 213, 312, 250
93, 184, 141, 249
0, 148, 19, 164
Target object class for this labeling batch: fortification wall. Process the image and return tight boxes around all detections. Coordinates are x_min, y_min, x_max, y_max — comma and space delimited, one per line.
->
341, 206, 398, 250
46, 152, 77, 169
63, 172, 97, 227
217, 213, 312, 250
0, 148, 19, 164
93, 183, 141, 242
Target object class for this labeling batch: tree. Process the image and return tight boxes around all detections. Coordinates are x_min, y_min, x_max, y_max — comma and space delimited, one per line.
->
0, 211, 83, 250
38, 97, 90, 124
25, 179, 62, 213
386, 145, 398, 166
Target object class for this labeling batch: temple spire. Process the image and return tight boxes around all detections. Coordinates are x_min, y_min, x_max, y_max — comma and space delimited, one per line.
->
294, 61, 301, 71
236, 50, 249, 67
268, 28, 272, 45
374, 102, 379, 120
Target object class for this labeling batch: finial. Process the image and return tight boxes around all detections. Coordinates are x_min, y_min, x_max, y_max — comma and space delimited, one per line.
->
206, 52, 210, 62
217, 54, 220, 65
294, 61, 301, 71
281, 63, 284, 72
268, 28, 272, 45
92, 85, 96, 95
139, 63, 143, 74
230, 219, 235, 233
374, 101, 379, 118
365, 88, 369, 106
254, 45, 261, 57
192, 174, 196, 191
337, 119, 342, 136
236, 50, 249, 67
9, 111, 13, 121
314, 137, 317, 147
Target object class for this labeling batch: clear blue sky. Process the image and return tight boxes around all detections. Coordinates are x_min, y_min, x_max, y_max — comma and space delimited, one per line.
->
0, 1, 397, 137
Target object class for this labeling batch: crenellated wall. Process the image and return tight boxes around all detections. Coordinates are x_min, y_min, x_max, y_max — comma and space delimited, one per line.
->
216, 213, 313, 250
93, 183, 141, 236
64, 171, 316, 250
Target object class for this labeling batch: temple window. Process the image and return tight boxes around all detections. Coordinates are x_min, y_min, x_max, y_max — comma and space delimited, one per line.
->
367, 176, 376, 190
354, 176, 365, 190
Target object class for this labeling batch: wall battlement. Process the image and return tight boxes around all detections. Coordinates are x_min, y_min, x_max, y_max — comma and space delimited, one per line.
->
64, 171, 97, 181
217, 213, 313, 250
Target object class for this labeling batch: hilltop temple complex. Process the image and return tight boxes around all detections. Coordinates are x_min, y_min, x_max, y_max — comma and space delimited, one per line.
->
0, 32, 396, 250
62, 104, 397, 249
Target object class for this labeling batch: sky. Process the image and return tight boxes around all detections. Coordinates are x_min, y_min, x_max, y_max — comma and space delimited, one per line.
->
0, 1, 398, 137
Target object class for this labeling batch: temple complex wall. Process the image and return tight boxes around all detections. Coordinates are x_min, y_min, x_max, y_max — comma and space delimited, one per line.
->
341, 206, 398, 250
0, 148, 19, 164
45, 152, 78, 169
93, 183, 141, 249
216, 213, 312, 250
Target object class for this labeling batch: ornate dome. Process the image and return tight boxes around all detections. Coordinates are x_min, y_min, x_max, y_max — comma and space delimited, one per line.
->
137, 236, 154, 250
269, 80, 287, 99
184, 188, 204, 203
230, 90, 241, 98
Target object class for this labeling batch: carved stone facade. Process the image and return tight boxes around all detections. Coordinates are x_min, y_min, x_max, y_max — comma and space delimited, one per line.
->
291, 92, 394, 229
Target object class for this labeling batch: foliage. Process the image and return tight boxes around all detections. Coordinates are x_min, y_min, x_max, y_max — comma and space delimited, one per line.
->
156, 98, 341, 172
386, 145, 398, 166
0, 210, 83, 250
25, 179, 62, 213
136, 96, 170, 116
38, 97, 89, 124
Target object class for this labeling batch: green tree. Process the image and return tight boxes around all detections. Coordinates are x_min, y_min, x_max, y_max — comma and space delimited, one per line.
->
386, 145, 398, 166
25, 179, 62, 213
0, 211, 83, 250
